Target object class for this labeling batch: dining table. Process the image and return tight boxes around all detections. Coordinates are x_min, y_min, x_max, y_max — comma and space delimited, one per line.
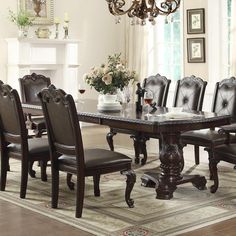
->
22, 99, 231, 200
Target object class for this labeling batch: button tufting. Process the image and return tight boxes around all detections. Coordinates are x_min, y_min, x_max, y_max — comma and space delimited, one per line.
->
222, 100, 228, 107
183, 97, 189, 104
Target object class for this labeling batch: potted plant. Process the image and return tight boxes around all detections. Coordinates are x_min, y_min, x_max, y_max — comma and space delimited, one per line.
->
8, 9, 34, 38
84, 53, 137, 95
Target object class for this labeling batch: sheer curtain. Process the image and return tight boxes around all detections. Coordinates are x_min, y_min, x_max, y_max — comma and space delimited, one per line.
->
230, 0, 236, 75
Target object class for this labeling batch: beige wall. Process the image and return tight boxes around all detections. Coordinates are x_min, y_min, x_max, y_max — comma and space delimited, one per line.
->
183, 0, 208, 81
0, 0, 125, 99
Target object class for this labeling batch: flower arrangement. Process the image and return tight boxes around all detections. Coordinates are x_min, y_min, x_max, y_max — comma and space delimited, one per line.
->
84, 54, 137, 95
8, 9, 34, 28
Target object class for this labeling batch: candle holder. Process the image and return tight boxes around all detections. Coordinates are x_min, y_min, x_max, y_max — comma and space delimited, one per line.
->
63, 20, 69, 39
55, 22, 59, 39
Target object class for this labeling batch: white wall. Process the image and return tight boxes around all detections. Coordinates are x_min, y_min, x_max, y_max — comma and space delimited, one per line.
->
0, 0, 125, 99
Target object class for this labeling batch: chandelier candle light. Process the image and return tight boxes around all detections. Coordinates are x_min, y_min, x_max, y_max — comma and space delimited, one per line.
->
63, 12, 69, 39
106, 0, 181, 25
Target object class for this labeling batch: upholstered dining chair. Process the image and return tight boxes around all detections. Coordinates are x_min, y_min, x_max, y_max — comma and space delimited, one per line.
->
208, 124, 236, 193
181, 77, 236, 170
106, 73, 171, 165
38, 85, 136, 218
0, 83, 50, 199
19, 73, 51, 137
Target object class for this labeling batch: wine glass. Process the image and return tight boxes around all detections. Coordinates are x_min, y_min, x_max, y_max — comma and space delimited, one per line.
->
78, 83, 86, 103
144, 90, 154, 117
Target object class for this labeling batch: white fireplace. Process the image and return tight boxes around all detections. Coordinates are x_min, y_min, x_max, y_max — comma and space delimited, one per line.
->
6, 38, 81, 98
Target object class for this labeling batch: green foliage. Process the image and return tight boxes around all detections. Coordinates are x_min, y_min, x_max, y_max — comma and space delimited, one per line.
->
84, 53, 137, 94
8, 9, 34, 27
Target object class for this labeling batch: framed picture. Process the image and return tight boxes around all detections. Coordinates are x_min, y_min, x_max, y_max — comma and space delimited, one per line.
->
187, 38, 205, 63
19, 0, 54, 25
187, 8, 205, 34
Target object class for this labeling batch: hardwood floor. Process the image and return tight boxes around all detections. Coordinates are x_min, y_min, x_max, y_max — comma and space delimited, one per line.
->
0, 125, 235, 236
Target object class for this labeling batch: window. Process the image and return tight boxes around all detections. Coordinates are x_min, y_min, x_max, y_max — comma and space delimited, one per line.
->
147, 10, 183, 81
221, 0, 232, 77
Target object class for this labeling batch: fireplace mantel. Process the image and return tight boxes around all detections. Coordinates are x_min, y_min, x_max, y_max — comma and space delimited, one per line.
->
6, 38, 81, 98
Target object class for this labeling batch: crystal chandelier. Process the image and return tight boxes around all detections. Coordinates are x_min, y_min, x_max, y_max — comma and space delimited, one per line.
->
106, 0, 181, 25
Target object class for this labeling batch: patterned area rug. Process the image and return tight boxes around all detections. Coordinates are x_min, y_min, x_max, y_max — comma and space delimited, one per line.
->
1, 147, 236, 236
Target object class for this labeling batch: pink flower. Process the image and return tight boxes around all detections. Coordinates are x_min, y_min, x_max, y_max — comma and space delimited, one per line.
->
102, 74, 112, 85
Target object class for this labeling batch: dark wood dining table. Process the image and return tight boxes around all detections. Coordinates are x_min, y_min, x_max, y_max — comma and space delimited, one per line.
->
22, 99, 231, 200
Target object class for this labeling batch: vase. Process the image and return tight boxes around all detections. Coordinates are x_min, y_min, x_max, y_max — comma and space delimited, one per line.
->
18, 26, 29, 38
97, 93, 121, 111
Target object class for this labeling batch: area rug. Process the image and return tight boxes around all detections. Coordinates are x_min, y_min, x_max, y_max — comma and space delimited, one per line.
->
1, 146, 236, 236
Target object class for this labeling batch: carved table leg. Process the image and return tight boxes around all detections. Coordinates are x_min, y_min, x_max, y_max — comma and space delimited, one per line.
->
156, 132, 183, 199
121, 169, 136, 208
132, 135, 141, 164
106, 129, 117, 151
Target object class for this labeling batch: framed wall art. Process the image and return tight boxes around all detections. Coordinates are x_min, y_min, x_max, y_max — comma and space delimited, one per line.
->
187, 8, 205, 34
187, 38, 205, 63
19, 0, 54, 25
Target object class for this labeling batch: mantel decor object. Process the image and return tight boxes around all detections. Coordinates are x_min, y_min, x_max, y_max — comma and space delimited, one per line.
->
106, 0, 181, 25
63, 12, 69, 39
19, 0, 54, 25
54, 17, 60, 39
35, 27, 51, 38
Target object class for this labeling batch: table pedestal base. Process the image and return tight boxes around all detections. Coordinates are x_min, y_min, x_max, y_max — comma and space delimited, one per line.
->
141, 172, 207, 199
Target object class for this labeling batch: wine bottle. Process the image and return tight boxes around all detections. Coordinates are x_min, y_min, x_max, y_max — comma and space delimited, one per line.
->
135, 83, 143, 112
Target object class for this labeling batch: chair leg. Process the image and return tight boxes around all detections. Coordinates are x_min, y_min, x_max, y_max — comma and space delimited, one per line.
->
28, 160, 36, 178
209, 157, 220, 193
205, 147, 214, 180
40, 160, 48, 182
140, 138, 148, 165
93, 174, 100, 197
20, 159, 29, 199
132, 135, 141, 164
106, 130, 116, 151
34, 129, 43, 138
51, 167, 59, 209
0, 150, 8, 191
194, 145, 200, 165
75, 176, 85, 218
66, 173, 74, 190
121, 169, 136, 208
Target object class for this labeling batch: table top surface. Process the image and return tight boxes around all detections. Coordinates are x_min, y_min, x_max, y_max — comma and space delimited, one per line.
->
22, 99, 231, 133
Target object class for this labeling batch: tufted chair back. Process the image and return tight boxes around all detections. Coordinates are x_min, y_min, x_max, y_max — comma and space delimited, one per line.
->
212, 77, 236, 119
19, 73, 51, 104
173, 75, 207, 111
142, 74, 171, 107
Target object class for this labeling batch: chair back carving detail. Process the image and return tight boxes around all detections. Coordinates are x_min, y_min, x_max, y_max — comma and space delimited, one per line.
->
142, 74, 171, 107
173, 75, 207, 111
19, 73, 51, 104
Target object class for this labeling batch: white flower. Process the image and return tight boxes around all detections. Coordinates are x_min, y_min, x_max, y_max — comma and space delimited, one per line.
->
102, 74, 112, 85
103, 67, 110, 74
116, 64, 125, 71
82, 73, 88, 81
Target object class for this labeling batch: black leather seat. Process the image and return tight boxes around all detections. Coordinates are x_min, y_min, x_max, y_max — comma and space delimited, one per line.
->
0, 82, 50, 199
107, 74, 171, 165
38, 85, 136, 218
19, 73, 51, 137
181, 77, 236, 168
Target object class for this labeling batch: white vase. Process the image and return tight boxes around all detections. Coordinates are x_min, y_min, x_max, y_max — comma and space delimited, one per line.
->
18, 26, 29, 38
97, 94, 121, 111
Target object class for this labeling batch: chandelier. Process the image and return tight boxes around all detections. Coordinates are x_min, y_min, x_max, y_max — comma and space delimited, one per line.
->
106, 0, 181, 25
